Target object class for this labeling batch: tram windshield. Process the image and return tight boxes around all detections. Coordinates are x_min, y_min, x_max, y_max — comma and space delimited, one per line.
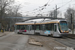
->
60, 21, 68, 31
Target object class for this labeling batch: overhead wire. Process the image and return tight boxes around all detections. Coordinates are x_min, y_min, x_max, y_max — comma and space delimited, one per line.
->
29, 0, 51, 16
24, 0, 55, 16
39, 0, 54, 10
57, 0, 73, 10
36, 0, 54, 16
33, 0, 54, 11
48, 0, 73, 16
33, 0, 50, 11
25, 0, 73, 16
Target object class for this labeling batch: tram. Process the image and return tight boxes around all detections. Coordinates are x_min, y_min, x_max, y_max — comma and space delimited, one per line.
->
15, 19, 69, 37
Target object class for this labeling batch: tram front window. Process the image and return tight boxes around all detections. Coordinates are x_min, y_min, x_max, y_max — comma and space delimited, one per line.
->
60, 21, 68, 31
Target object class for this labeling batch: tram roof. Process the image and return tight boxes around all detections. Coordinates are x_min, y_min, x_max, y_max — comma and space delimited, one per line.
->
15, 19, 66, 25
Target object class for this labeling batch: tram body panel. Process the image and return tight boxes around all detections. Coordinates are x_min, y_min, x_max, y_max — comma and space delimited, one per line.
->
15, 19, 69, 37
29, 30, 35, 34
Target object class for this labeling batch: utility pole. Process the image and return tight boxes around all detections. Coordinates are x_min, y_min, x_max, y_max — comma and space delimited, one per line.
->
50, 12, 53, 17
56, 5, 57, 18
54, 5, 57, 18
71, 14, 74, 34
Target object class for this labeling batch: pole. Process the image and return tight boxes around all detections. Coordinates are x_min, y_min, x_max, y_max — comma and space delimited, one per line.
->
56, 5, 57, 18
34, 21, 36, 34
71, 14, 74, 34
54, 5, 57, 18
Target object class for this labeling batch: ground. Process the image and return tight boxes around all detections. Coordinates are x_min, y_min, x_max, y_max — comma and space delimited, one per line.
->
0, 32, 74, 50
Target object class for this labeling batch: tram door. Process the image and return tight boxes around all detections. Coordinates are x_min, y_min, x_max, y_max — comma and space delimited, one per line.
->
27, 25, 30, 34
34, 25, 41, 34
53, 24, 58, 36
29, 25, 35, 34
40, 24, 45, 35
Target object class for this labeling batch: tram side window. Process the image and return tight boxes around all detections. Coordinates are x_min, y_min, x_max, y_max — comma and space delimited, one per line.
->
47, 23, 54, 31
25, 25, 28, 30
32, 25, 35, 30
54, 25, 57, 32
26, 25, 30, 30
17, 25, 20, 30
20, 25, 25, 30
17, 25, 25, 30
35, 25, 40, 30
41, 25, 45, 30
45, 24, 54, 31
40, 25, 43, 30
45, 24, 50, 30
43, 25, 45, 30
49, 24, 52, 30
27, 25, 29, 30
51, 24, 54, 31
30, 25, 32, 30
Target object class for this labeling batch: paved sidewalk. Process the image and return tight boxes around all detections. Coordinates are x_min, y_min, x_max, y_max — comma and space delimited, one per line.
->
0, 32, 6, 37
0, 32, 11, 37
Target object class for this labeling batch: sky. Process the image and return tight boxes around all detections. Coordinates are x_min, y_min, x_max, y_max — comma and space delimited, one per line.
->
14, 0, 75, 18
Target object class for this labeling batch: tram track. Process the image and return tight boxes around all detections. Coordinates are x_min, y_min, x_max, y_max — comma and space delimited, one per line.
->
29, 35, 67, 50
55, 37, 75, 49
40, 36, 68, 49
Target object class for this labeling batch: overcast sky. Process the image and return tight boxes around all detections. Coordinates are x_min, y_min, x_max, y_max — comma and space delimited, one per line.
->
14, 0, 75, 18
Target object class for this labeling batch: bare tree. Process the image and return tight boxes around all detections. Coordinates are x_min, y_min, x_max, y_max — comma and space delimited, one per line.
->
65, 8, 75, 29
0, 0, 14, 18
7, 4, 22, 21
0, 0, 23, 30
0, 0, 14, 28
49, 11, 54, 17
5, 4, 23, 30
49, 10, 59, 18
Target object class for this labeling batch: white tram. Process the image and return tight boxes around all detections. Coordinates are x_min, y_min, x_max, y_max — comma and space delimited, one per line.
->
15, 19, 69, 37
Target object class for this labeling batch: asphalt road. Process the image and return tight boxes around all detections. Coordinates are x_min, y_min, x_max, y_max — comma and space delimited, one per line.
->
0, 32, 74, 50
0, 32, 47, 50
